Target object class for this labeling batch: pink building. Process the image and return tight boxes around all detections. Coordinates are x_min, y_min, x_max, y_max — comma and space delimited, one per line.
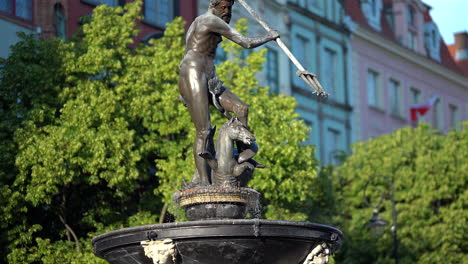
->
345, 0, 468, 141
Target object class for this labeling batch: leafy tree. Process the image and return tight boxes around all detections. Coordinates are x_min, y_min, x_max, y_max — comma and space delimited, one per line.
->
0, 32, 67, 263
333, 123, 467, 264
0, 1, 325, 262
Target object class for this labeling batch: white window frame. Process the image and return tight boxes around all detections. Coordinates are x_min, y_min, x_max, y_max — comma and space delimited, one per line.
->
325, 128, 341, 165
361, 0, 382, 31
290, 0, 322, 11
266, 48, 280, 93
407, 5, 416, 26
292, 34, 310, 89
424, 22, 441, 62
410, 87, 421, 105
0, 0, 33, 20
54, 4, 66, 39
367, 69, 380, 108
433, 99, 443, 129
408, 31, 417, 50
389, 79, 402, 117
449, 104, 459, 128
323, 48, 336, 96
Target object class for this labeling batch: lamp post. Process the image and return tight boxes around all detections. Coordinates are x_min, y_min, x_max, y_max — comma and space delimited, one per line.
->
363, 175, 399, 264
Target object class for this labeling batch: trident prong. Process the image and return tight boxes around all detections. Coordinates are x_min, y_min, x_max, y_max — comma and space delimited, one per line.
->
297, 70, 328, 97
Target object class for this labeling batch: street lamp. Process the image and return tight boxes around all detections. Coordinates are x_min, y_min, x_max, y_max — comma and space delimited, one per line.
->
363, 175, 399, 264
366, 208, 388, 238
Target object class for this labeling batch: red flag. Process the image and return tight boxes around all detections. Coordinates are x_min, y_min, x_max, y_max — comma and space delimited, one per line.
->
410, 96, 439, 122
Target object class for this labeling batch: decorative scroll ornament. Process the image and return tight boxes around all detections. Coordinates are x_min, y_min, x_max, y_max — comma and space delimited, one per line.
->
141, 239, 177, 264
303, 243, 331, 264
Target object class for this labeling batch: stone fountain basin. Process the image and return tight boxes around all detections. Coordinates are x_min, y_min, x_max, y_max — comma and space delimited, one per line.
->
92, 219, 342, 264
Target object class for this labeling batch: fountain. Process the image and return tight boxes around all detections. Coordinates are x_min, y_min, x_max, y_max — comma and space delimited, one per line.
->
92, 1, 342, 263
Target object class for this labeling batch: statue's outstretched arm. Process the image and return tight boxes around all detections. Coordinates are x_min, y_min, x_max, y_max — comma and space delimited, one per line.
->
207, 16, 278, 49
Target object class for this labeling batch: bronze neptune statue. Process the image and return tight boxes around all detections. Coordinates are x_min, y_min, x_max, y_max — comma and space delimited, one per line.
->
178, 0, 279, 186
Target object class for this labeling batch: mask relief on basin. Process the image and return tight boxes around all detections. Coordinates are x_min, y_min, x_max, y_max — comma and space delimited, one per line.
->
141, 239, 177, 264
303, 243, 331, 264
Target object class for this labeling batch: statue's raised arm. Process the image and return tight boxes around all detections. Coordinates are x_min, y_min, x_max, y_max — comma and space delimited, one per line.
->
203, 14, 279, 49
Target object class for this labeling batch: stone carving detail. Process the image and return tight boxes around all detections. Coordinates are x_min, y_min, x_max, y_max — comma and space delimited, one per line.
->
141, 239, 177, 264
303, 243, 331, 264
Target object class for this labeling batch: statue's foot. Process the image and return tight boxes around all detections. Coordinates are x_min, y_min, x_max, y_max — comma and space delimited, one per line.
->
183, 180, 211, 190
255, 162, 266, 169
221, 180, 239, 188
187, 170, 211, 189
249, 158, 266, 169
238, 149, 256, 163
182, 179, 198, 190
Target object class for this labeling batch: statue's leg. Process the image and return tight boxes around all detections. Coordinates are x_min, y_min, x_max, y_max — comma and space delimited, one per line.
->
218, 88, 249, 127
218, 88, 259, 163
179, 68, 212, 185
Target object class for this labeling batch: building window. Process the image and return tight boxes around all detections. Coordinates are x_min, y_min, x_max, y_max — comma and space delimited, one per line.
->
323, 48, 336, 96
407, 6, 415, 26
370, 0, 377, 16
291, 0, 320, 10
241, 49, 252, 60
389, 79, 401, 116
408, 31, 417, 50
293, 34, 309, 88
424, 22, 441, 61
144, 0, 174, 28
295, 35, 308, 67
81, 0, 118, 6
433, 99, 443, 129
266, 49, 279, 93
0, 0, 33, 20
54, 4, 66, 39
367, 70, 380, 107
308, 0, 320, 8
326, 128, 341, 164
306, 0, 321, 9
449, 104, 459, 127
214, 47, 226, 65
362, 0, 382, 30
385, 8, 394, 30
304, 120, 313, 145
432, 29, 437, 47
410, 87, 421, 105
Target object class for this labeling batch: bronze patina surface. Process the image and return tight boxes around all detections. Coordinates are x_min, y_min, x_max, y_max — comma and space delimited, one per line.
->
178, 0, 278, 185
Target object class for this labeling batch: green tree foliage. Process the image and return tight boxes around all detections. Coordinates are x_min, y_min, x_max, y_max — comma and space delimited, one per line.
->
0, 1, 322, 262
333, 123, 467, 264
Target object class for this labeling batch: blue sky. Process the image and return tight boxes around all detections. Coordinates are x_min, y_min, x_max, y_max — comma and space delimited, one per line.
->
423, 0, 468, 44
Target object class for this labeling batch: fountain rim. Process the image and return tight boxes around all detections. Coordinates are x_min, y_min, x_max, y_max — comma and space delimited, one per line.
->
92, 219, 343, 244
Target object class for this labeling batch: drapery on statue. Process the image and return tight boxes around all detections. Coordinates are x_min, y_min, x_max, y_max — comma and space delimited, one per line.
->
178, 0, 279, 185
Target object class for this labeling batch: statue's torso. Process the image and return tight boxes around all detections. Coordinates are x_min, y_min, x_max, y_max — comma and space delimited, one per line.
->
180, 13, 223, 74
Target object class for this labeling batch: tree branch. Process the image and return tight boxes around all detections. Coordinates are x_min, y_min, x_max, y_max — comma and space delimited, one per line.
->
159, 203, 168, 224
58, 214, 82, 254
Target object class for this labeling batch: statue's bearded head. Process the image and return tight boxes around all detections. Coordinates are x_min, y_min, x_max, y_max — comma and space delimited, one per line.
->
210, 0, 234, 24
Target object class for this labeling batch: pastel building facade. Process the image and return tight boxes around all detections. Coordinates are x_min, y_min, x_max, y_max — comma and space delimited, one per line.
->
0, 0, 198, 59
345, 0, 468, 141
65, 0, 197, 43
286, 0, 351, 164
198, 0, 352, 164
0, 0, 39, 59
